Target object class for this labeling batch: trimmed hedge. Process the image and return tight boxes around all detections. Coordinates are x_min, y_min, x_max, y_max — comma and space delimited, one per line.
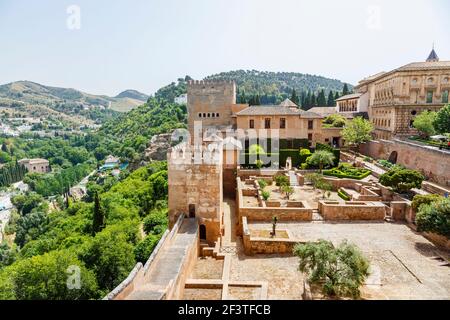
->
323, 164, 371, 180
338, 189, 351, 201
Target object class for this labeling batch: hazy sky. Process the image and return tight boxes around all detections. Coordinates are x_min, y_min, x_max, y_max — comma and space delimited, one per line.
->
0, 0, 449, 96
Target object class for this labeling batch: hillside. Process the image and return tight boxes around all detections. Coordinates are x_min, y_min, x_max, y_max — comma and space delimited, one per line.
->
98, 97, 187, 153
0, 81, 148, 126
155, 70, 353, 106
116, 89, 149, 101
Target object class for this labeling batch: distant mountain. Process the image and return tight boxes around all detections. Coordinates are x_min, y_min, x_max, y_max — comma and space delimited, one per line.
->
0, 81, 148, 126
155, 70, 353, 106
116, 89, 149, 101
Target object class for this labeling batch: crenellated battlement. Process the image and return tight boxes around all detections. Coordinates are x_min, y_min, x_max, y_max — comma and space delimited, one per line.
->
187, 79, 235, 87
168, 142, 223, 165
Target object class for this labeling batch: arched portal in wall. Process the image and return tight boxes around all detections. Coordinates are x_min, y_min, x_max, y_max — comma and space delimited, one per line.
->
189, 204, 196, 218
388, 151, 398, 164
199, 225, 207, 241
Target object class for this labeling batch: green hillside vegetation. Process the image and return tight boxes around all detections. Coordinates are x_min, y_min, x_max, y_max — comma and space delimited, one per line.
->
0, 162, 169, 300
0, 81, 148, 126
115, 90, 149, 101
154, 71, 352, 109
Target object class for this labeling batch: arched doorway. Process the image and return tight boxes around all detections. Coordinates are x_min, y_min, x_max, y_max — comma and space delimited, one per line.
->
388, 151, 398, 164
199, 225, 207, 241
189, 204, 195, 218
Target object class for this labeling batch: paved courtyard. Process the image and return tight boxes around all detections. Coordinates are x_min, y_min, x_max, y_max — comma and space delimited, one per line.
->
247, 221, 450, 299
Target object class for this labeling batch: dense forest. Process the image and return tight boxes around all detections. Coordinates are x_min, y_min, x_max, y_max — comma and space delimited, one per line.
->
0, 161, 169, 299
155, 70, 353, 109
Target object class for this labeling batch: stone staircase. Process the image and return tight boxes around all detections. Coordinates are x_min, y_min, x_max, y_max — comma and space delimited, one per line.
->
126, 218, 198, 300
288, 171, 298, 187
312, 209, 323, 221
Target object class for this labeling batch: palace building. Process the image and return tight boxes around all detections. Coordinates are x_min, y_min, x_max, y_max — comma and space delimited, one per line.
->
337, 48, 450, 139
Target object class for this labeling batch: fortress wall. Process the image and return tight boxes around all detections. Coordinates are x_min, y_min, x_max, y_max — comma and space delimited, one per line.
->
360, 139, 450, 186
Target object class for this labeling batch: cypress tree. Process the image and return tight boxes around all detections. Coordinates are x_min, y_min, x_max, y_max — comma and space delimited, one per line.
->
317, 89, 326, 106
290, 88, 299, 105
335, 91, 340, 101
92, 192, 105, 235
305, 91, 312, 109
343, 83, 349, 96
327, 91, 335, 106
311, 93, 317, 107
255, 94, 261, 106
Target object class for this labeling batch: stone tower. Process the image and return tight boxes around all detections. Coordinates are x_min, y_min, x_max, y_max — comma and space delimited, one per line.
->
167, 143, 223, 246
187, 80, 236, 141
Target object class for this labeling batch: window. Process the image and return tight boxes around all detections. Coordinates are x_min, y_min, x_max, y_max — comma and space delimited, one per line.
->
426, 91, 433, 104
203, 113, 206, 118
211, 113, 215, 118
198, 113, 202, 118
280, 118, 286, 129
216, 113, 219, 118
442, 90, 449, 104
308, 133, 313, 141
249, 119, 254, 129
265, 118, 271, 129
308, 120, 314, 130
411, 110, 417, 115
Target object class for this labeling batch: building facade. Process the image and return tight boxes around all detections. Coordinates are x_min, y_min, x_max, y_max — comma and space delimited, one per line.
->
18, 158, 50, 174
351, 49, 450, 139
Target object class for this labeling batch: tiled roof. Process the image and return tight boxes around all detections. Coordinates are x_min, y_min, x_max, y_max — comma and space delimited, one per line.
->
396, 60, 450, 71
336, 93, 363, 101
308, 107, 337, 116
279, 99, 298, 107
357, 60, 450, 87
236, 106, 322, 118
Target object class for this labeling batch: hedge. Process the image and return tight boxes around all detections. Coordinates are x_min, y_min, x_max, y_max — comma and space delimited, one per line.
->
338, 189, 351, 201
323, 168, 371, 180
316, 143, 340, 167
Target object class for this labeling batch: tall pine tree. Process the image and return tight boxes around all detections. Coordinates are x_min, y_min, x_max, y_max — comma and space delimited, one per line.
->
327, 91, 335, 106
290, 88, 299, 105
317, 89, 326, 106
92, 192, 105, 235
343, 83, 349, 96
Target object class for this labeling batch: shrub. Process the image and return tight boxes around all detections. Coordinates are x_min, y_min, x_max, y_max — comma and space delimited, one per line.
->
416, 198, 450, 238
377, 159, 394, 169
323, 163, 371, 180
323, 114, 346, 128
262, 190, 270, 201
307, 150, 335, 173
379, 168, 424, 193
338, 189, 351, 201
274, 175, 289, 187
304, 173, 324, 189
249, 144, 265, 155
255, 159, 263, 169
257, 179, 268, 190
316, 143, 340, 167
411, 194, 443, 211
363, 156, 373, 163
299, 148, 312, 164
281, 185, 294, 200
294, 240, 370, 299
